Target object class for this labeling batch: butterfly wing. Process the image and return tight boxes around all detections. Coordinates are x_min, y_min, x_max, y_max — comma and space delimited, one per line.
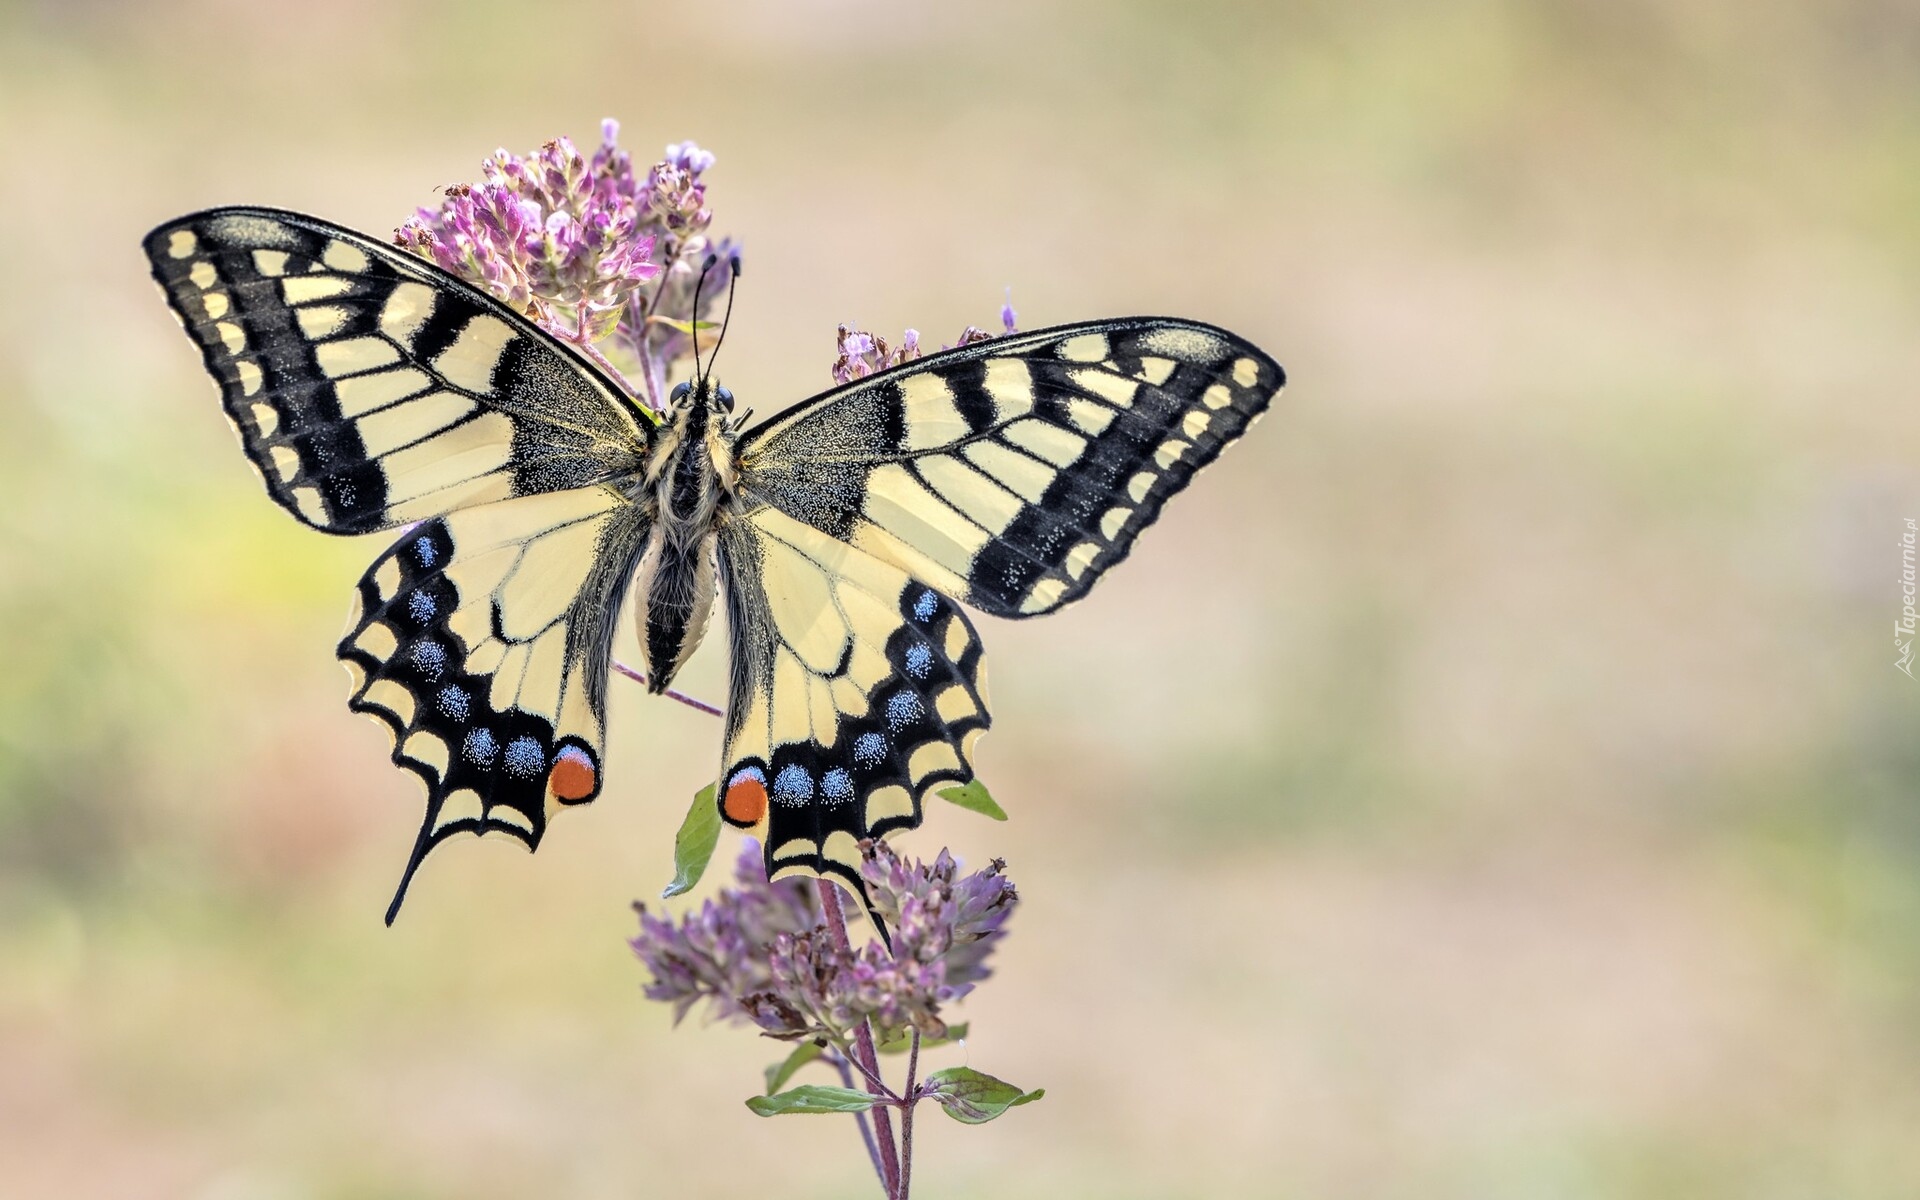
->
147, 206, 660, 918
713, 504, 989, 891
144, 206, 651, 533
338, 485, 651, 921
737, 317, 1282, 616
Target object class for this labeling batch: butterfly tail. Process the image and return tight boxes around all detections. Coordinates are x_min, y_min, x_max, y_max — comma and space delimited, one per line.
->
384, 812, 441, 925
864, 897, 894, 954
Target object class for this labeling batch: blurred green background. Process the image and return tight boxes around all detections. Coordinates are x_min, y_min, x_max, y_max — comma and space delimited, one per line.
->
2, 0, 1915, 1195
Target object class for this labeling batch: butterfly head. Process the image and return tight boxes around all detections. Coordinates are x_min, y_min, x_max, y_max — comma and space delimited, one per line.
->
668, 377, 741, 428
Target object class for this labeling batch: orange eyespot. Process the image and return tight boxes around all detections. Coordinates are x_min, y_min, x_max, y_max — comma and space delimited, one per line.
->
723, 771, 768, 825
548, 745, 599, 803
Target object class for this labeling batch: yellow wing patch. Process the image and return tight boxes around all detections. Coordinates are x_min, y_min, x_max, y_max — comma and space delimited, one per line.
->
738, 317, 1283, 618
714, 504, 990, 889
337, 485, 649, 922
144, 207, 649, 535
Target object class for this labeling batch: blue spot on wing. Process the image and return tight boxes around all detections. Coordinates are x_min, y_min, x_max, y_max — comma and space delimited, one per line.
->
462, 727, 497, 765
885, 692, 923, 730
822, 767, 855, 804
773, 764, 814, 805
410, 640, 447, 681
436, 685, 471, 721
904, 642, 934, 679
503, 735, 544, 779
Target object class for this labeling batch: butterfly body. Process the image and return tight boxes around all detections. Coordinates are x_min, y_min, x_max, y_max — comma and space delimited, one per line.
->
632, 383, 739, 692
143, 206, 1285, 919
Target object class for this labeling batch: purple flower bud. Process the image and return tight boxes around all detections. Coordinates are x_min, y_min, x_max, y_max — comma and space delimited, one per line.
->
664, 140, 716, 174
829, 302, 1022, 384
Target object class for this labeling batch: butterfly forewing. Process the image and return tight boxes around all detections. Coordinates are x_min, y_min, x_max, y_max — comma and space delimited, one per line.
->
143, 207, 651, 533
338, 485, 651, 920
714, 505, 990, 890
737, 317, 1284, 618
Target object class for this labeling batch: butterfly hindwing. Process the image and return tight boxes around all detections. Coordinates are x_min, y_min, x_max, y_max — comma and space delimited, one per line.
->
714, 504, 990, 890
143, 207, 650, 534
337, 485, 650, 920
737, 317, 1283, 617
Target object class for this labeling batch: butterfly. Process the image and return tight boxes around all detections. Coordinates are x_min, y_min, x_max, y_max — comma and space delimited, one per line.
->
143, 206, 1285, 922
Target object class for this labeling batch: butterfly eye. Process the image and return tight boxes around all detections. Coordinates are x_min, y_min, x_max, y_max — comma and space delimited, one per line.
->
716, 386, 735, 411
670, 381, 692, 403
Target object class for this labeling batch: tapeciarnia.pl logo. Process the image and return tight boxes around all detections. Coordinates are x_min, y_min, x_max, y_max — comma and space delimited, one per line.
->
1900, 518, 1917, 678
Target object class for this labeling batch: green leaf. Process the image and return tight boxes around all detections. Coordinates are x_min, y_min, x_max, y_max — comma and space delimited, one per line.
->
745, 1085, 879, 1117
580, 302, 624, 342
645, 315, 721, 335
937, 780, 1007, 821
924, 1067, 1044, 1125
875, 1023, 968, 1055
661, 783, 720, 898
763, 1042, 826, 1093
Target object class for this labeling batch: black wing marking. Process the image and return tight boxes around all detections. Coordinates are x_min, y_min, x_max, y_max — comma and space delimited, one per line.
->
713, 504, 990, 894
337, 485, 650, 921
144, 207, 651, 533
735, 317, 1282, 618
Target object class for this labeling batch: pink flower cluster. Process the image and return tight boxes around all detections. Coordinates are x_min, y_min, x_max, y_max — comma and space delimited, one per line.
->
394, 120, 729, 409
394, 120, 1028, 414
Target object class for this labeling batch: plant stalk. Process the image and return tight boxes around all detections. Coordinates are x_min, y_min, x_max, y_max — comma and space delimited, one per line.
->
817, 879, 902, 1197
899, 1029, 921, 1199
829, 1051, 888, 1188
610, 659, 724, 716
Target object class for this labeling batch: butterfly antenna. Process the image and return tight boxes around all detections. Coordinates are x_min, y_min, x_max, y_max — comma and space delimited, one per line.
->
703, 251, 743, 386
689, 252, 718, 388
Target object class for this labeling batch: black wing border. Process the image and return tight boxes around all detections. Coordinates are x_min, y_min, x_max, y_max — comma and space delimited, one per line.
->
737, 315, 1286, 453
143, 204, 665, 472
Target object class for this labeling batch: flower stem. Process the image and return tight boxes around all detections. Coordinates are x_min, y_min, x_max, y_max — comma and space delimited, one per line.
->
826, 1033, 895, 1098
899, 1030, 921, 1200
829, 1050, 887, 1188
629, 243, 688, 414
610, 660, 723, 716
634, 333, 665, 414
817, 879, 901, 1197
567, 318, 647, 404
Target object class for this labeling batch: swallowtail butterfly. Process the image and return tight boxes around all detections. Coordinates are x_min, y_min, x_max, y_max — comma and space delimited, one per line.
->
144, 207, 1284, 920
